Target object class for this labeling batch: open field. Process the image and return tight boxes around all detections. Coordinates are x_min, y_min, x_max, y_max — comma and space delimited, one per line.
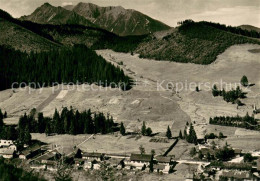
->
32, 133, 173, 156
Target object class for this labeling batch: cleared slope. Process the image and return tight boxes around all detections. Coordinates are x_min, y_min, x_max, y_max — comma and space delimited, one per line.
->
239, 25, 260, 33
0, 18, 59, 52
136, 21, 260, 64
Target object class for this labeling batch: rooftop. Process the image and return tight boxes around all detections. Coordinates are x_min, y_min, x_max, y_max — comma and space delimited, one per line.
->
130, 154, 152, 162
0, 148, 15, 155
155, 156, 172, 163
222, 170, 250, 179
82, 152, 103, 158
21, 144, 42, 156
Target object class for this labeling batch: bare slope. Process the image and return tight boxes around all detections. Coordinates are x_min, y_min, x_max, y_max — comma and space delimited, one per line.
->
0, 18, 59, 52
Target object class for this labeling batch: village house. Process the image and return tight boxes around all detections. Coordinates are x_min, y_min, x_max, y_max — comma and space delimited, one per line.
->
30, 163, 46, 170
0, 140, 17, 151
0, 148, 15, 159
19, 144, 44, 159
45, 160, 58, 171
154, 164, 171, 174
0, 140, 14, 147
83, 159, 101, 170
155, 156, 173, 165
74, 158, 85, 166
126, 154, 153, 170
221, 170, 251, 180
107, 157, 124, 169
82, 152, 104, 161
35, 149, 61, 164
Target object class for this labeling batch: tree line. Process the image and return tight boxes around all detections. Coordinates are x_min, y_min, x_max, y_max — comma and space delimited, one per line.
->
178, 19, 260, 39
0, 109, 18, 141
0, 158, 45, 181
0, 45, 132, 91
212, 85, 246, 105
18, 107, 117, 136
209, 113, 259, 130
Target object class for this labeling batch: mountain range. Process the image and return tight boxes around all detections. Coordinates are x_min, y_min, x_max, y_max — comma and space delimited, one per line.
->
1, 3, 260, 64
21, 2, 170, 36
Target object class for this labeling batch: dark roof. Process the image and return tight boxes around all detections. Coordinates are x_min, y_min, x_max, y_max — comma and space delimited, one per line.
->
82, 152, 103, 158
155, 156, 172, 163
35, 151, 58, 162
130, 154, 152, 162
21, 144, 42, 156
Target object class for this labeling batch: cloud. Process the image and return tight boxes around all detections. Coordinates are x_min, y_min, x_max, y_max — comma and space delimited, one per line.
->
186, 6, 260, 27
61, 2, 73, 7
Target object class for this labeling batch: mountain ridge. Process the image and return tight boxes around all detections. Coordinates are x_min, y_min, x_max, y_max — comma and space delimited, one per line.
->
21, 2, 171, 36
20, 3, 95, 27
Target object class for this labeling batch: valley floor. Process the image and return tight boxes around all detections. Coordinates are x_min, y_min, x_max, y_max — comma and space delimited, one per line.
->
1, 44, 260, 180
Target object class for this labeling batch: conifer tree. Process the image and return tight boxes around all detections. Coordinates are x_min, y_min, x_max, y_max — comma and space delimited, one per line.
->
141, 121, 146, 136
3, 111, 7, 118
241, 75, 248, 87
166, 126, 172, 139
24, 126, 32, 145
179, 130, 183, 139
120, 122, 126, 136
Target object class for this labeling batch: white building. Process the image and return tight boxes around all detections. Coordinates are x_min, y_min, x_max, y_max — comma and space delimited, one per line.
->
0, 140, 14, 147
0, 148, 15, 159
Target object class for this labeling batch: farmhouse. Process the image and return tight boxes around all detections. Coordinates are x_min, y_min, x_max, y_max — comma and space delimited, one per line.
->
19, 144, 43, 159
221, 170, 251, 180
30, 163, 45, 170
0, 148, 15, 159
0, 140, 14, 148
130, 154, 153, 164
154, 164, 170, 174
82, 152, 104, 161
107, 157, 124, 169
45, 160, 58, 171
74, 158, 85, 166
155, 156, 173, 164
35, 150, 61, 164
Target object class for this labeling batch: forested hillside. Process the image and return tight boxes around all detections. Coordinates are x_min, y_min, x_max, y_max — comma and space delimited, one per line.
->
136, 20, 260, 64
0, 45, 132, 91
0, 158, 45, 181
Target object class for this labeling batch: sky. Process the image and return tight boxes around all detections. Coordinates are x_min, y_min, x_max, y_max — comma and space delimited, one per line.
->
1, 0, 260, 27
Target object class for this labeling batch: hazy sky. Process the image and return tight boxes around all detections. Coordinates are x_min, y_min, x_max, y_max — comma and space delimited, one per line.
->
1, 0, 260, 27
